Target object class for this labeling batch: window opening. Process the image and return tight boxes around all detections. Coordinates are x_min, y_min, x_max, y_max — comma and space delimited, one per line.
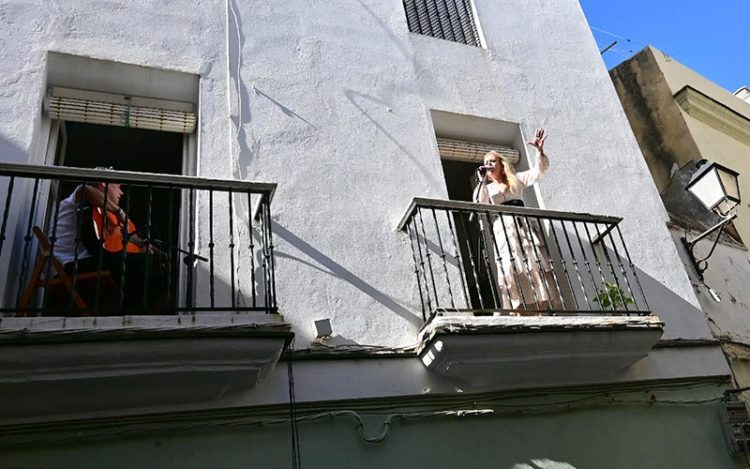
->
51, 121, 184, 309
402, 0, 482, 47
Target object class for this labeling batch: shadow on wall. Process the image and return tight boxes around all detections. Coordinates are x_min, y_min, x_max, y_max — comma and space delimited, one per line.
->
272, 222, 422, 327
228, 0, 318, 180
607, 259, 711, 340
0, 134, 29, 165
226, 0, 255, 179
343, 89, 442, 190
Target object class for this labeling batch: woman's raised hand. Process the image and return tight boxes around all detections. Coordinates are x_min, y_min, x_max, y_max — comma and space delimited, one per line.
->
527, 128, 548, 154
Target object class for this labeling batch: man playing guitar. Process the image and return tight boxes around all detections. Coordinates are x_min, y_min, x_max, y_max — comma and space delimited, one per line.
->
55, 173, 166, 312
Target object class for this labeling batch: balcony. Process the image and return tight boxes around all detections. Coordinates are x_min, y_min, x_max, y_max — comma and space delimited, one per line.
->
0, 163, 292, 420
399, 197, 663, 387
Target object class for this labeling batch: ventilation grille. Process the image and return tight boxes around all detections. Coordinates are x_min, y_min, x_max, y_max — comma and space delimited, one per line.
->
45, 87, 196, 134
402, 0, 481, 47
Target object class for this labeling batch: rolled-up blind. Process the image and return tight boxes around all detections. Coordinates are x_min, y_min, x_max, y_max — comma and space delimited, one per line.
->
437, 137, 520, 165
402, 0, 481, 47
45, 87, 196, 134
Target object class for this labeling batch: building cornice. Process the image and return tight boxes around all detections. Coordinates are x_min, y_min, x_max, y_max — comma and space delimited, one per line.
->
674, 85, 750, 146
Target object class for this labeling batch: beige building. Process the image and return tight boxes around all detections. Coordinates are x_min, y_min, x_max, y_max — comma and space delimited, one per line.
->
611, 46, 750, 243
611, 46, 750, 392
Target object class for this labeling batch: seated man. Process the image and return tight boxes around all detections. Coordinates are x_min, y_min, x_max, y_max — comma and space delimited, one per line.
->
54, 176, 167, 312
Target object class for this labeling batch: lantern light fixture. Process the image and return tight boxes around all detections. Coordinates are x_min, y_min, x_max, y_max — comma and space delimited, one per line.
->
681, 160, 741, 281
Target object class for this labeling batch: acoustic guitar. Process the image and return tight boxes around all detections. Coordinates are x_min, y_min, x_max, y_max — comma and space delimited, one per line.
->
90, 207, 143, 254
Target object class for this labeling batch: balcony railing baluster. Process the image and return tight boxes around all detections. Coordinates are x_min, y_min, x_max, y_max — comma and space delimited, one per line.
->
165, 188, 175, 308
478, 212, 502, 310
0, 163, 277, 317
142, 185, 154, 310
430, 208, 456, 310
264, 200, 278, 309
416, 207, 440, 310
548, 219, 578, 311
399, 198, 651, 320
209, 189, 215, 308
604, 225, 636, 314
16, 178, 40, 310
582, 221, 615, 311
524, 215, 555, 310
444, 209, 470, 309
118, 185, 130, 310
246, 191, 256, 308
457, 211, 484, 311
593, 222, 629, 313
534, 217, 567, 311
571, 221, 600, 309
228, 189, 236, 309
497, 210, 529, 310
513, 215, 542, 309
186, 187, 196, 309
41, 181, 64, 311
406, 219, 428, 321
70, 180, 87, 310
484, 210, 514, 310
558, 220, 590, 310
260, 199, 271, 310
0, 175, 15, 258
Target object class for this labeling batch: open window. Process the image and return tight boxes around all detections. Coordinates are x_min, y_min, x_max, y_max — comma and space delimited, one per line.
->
33, 53, 200, 311
430, 110, 549, 311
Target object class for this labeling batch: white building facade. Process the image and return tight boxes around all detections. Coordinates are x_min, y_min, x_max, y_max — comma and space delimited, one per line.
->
0, 1, 741, 467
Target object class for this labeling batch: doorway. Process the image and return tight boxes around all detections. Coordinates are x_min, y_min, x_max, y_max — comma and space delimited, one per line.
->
440, 158, 499, 311
51, 121, 185, 310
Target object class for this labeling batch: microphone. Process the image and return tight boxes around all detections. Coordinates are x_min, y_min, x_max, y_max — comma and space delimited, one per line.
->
477, 165, 492, 176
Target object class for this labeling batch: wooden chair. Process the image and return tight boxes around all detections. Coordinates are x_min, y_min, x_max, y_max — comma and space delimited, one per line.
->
17, 226, 113, 316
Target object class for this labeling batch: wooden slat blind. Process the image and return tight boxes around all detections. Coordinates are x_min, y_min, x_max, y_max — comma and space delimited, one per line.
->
437, 137, 520, 165
45, 87, 196, 134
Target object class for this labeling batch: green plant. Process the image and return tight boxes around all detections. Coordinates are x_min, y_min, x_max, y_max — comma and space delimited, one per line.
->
593, 283, 634, 309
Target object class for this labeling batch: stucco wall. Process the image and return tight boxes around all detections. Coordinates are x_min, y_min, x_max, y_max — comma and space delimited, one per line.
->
0, 0, 723, 404
609, 47, 702, 192
651, 48, 750, 245
226, 0, 702, 346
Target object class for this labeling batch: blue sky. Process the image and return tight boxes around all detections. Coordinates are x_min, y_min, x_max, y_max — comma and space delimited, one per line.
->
579, 0, 748, 93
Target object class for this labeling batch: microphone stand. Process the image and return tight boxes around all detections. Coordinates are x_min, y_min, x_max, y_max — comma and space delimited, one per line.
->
150, 239, 208, 265
472, 170, 496, 312
470, 170, 489, 222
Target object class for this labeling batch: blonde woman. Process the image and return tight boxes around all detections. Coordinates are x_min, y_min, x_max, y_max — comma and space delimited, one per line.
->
473, 129, 558, 312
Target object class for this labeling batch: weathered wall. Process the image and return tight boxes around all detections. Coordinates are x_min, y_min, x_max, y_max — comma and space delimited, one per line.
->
612, 46, 750, 245
652, 48, 750, 246
1, 383, 742, 469
609, 47, 702, 192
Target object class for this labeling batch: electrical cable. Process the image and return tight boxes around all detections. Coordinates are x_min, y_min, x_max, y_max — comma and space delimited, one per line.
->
286, 339, 302, 469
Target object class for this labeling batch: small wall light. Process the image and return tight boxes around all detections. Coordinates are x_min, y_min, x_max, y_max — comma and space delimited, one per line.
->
681, 160, 741, 280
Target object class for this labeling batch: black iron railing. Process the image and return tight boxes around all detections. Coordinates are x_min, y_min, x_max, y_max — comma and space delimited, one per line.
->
398, 198, 650, 322
0, 163, 277, 316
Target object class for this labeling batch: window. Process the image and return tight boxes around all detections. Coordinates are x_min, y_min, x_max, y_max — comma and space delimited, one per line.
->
37, 53, 200, 310
402, 0, 481, 47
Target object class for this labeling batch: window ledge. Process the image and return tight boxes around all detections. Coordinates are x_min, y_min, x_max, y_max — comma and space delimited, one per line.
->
417, 315, 664, 388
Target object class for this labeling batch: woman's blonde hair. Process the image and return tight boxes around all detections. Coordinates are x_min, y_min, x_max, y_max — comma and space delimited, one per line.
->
484, 150, 521, 192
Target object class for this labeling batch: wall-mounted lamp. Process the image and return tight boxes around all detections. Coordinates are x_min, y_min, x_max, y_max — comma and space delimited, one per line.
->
681, 160, 741, 280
